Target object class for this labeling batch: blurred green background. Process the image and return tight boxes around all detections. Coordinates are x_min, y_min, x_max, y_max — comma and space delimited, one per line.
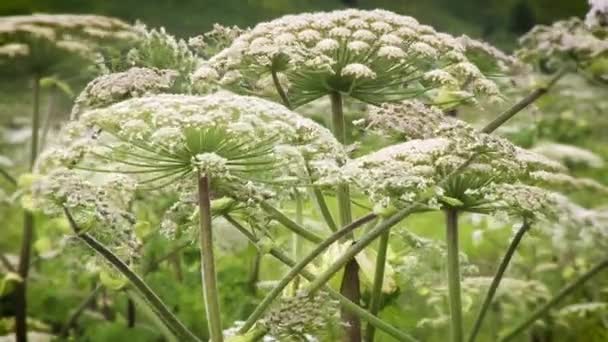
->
0, 0, 588, 50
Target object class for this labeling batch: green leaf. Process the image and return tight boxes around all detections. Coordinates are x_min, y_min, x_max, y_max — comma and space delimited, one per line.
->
0, 272, 22, 296
40, 76, 75, 97
440, 196, 464, 208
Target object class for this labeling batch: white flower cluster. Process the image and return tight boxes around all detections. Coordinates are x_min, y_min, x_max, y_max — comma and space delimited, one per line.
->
518, 17, 608, 74
197, 9, 504, 107
344, 100, 602, 217
531, 142, 604, 169
586, 0, 608, 28
39, 92, 346, 205
32, 169, 140, 261
71, 67, 179, 118
0, 14, 138, 71
262, 292, 339, 340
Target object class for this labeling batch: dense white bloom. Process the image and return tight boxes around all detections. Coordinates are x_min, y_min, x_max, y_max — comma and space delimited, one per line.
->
586, 0, 608, 27
198, 9, 503, 107
32, 169, 140, 261
518, 17, 608, 80
71, 67, 179, 118
38, 92, 346, 205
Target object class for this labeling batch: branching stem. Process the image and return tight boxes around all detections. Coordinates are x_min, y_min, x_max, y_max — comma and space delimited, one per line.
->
500, 258, 608, 341
63, 207, 201, 342
237, 213, 376, 334
364, 229, 390, 342
225, 214, 417, 342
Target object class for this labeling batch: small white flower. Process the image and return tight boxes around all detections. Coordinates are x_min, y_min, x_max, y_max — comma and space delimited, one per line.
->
352, 29, 377, 41
347, 40, 370, 52
298, 29, 322, 43
410, 42, 438, 58
378, 45, 406, 59
315, 38, 340, 52
328, 27, 351, 38
341, 63, 376, 79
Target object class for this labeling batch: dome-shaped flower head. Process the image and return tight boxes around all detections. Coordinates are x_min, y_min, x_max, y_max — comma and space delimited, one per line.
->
37, 92, 346, 203
518, 17, 608, 81
344, 104, 575, 215
197, 9, 503, 107
0, 14, 139, 76
70, 67, 180, 119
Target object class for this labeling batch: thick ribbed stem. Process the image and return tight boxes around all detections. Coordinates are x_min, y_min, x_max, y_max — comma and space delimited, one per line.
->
63, 207, 201, 341
364, 230, 390, 342
197, 173, 223, 342
271, 69, 291, 109
292, 190, 304, 292
306, 205, 420, 294
225, 214, 417, 342
238, 213, 376, 335
445, 209, 463, 342
481, 68, 568, 134
468, 220, 531, 342
501, 258, 608, 341
330, 91, 360, 342
15, 75, 40, 342
260, 202, 323, 243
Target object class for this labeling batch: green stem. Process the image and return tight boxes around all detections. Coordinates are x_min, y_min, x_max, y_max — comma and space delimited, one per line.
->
127, 289, 179, 342
271, 69, 291, 109
224, 214, 418, 342
15, 74, 40, 342
63, 207, 201, 342
310, 185, 338, 232
0, 168, 16, 186
60, 284, 103, 337
306, 205, 420, 294
467, 220, 531, 342
292, 189, 304, 292
445, 209, 462, 342
500, 258, 608, 341
481, 68, 568, 134
260, 202, 323, 243
237, 213, 376, 334
330, 91, 360, 342
197, 173, 224, 342
364, 229, 390, 342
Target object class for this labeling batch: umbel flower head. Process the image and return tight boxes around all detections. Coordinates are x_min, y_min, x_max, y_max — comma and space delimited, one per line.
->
517, 17, 608, 80
0, 14, 138, 76
344, 102, 590, 218
196, 9, 504, 107
37, 92, 345, 203
70, 67, 179, 119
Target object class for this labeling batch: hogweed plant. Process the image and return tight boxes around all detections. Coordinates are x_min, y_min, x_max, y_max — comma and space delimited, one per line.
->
194, 10, 514, 340
6, 5, 608, 342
